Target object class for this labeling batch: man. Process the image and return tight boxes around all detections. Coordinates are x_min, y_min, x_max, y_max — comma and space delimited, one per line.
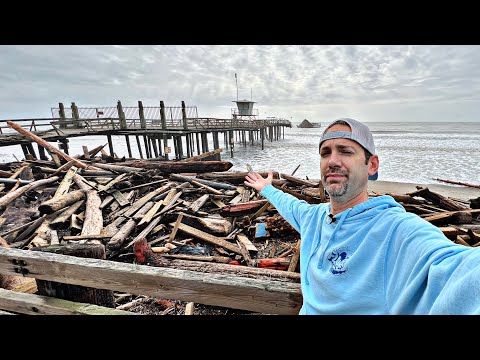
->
244, 118, 480, 315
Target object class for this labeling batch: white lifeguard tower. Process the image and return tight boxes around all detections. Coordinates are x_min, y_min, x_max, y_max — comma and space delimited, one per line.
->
232, 74, 259, 120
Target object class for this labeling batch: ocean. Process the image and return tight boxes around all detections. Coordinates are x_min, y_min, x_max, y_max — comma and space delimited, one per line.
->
0, 121, 479, 186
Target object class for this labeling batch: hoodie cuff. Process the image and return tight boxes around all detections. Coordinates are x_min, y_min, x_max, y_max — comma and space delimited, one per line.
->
260, 184, 275, 198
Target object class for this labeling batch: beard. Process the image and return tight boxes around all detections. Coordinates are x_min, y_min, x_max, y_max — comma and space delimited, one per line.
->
322, 168, 349, 198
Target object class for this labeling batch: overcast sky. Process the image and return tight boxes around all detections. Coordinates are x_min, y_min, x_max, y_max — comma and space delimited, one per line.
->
1, 45, 480, 123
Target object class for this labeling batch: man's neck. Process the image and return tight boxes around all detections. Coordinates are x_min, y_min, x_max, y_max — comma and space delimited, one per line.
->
329, 191, 369, 216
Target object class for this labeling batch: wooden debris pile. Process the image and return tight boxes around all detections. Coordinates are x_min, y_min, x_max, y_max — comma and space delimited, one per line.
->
371, 187, 480, 246
0, 147, 479, 314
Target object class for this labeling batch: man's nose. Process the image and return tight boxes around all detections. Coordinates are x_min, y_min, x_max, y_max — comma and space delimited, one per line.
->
328, 151, 342, 167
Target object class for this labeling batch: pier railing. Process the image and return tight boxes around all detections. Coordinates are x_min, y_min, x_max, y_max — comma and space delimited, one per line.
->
0, 117, 292, 135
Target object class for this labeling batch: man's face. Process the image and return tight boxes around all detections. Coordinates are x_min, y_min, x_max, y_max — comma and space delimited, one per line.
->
319, 124, 370, 200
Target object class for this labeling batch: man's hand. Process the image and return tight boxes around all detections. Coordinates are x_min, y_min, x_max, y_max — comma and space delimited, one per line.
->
244, 171, 273, 192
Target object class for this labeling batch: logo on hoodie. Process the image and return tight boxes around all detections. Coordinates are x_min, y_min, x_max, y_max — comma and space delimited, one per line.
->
327, 247, 350, 275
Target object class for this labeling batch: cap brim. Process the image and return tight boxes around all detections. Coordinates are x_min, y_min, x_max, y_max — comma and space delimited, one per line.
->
368, 172, 378, 181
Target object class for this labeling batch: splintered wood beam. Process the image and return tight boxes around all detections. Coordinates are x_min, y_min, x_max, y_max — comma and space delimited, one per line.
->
6, 121, 90, 169
236, 234, 258, 253
0, 246, 302, 314
288, 239, 301, 272
0, 288, 134, 315
0, 176, 60, 210
167, 213, 184, 243
176, 223, 243, 255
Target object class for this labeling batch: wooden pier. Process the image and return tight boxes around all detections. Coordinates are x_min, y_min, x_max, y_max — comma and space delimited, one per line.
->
0, 100, 292, 162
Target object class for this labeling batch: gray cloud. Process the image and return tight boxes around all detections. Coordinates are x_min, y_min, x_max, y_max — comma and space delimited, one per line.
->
1, 45, 480, 122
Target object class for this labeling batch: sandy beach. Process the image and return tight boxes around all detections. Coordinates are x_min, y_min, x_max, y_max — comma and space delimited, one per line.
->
368, 180, 479, 201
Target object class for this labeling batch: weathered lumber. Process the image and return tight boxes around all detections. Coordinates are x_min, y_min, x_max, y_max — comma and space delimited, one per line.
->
6, 121, 91, 169
169, 173, 236, 191
0, 178, 31, 186
73, 175, 103, 236
176, 223, 242, 255
432, 178, 480, 189
106, 219, 137, 251
86, 162, 144, 174
0, 246, 302, 314
0, 237, 37, 292
181, 149, 224, 162
199, 171, 280, 185
0, 176, 60, 210
120, 160, 233, 173
50, 200, 85, 225
273, 186, 322, 204
63, 234, 112, 241
119, 183, 174, 219
179, 213, 232, 235
52, 166, 77, 199
133, 238, 300, 281
280, 173, 319, 187
386, 193, 424, 205
32, 243, 115, 308
220, 199, 269, 217
38, 189, 86, 215
161, 254, 233, 263
423, 209, 479, 225
0, 288, 135, 315
236, 233, 258, 253
188, 193, 209, 213
407, 187, 469, 211
288, 239, 301, 272
137, 201, 163, 226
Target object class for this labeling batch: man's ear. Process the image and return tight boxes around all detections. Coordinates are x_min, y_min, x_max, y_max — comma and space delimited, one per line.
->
368, 154, 379, 177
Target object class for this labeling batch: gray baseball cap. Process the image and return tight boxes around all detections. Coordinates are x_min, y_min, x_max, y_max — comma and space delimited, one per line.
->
319, 118, 378, 180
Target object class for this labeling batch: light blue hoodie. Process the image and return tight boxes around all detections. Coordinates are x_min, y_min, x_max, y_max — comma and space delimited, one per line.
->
260, 184, 480, 315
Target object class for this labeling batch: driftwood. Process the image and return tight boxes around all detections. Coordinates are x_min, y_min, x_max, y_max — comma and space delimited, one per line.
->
86, 162, 144, 174
280, 173, 319, 187
121, 160, 233, 173
51, 200, 85, 225
0, 176, 60, 210
176, 223, 242, 255
432, 178, 480, 189
6, 121, 90, 169
32, 243, 115, 308
181, 149, 223, 162
169, 173, 236, 191
220, 199, 269, 217
179, 213, 232, 235
52, 166, 77, 199
38, 189, 86, 214
133, 238, 300, 281
274, 186, 322, 204
407, 187, 469, 211
73, 175, 103, 236
199, 171, 280, 185
107, 219, 137, 250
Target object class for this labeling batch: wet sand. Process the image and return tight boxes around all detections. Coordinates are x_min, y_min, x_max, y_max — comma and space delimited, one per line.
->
368, 180, 479, 201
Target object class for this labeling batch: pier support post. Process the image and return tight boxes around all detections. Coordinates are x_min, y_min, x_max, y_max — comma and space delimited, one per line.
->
150, 136, 159, 158
125, 135, 133, 158
107, 135, 114, 157
58, 102, 67, 129
143, 135, 151, 159
117, 100, 127, 130
138, 101, 146, 129
195, 133, 201, 155
58, 138, 69, 155
160, 101, 169, 160
37, 144, 49, 161
135, 135, 144, 159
